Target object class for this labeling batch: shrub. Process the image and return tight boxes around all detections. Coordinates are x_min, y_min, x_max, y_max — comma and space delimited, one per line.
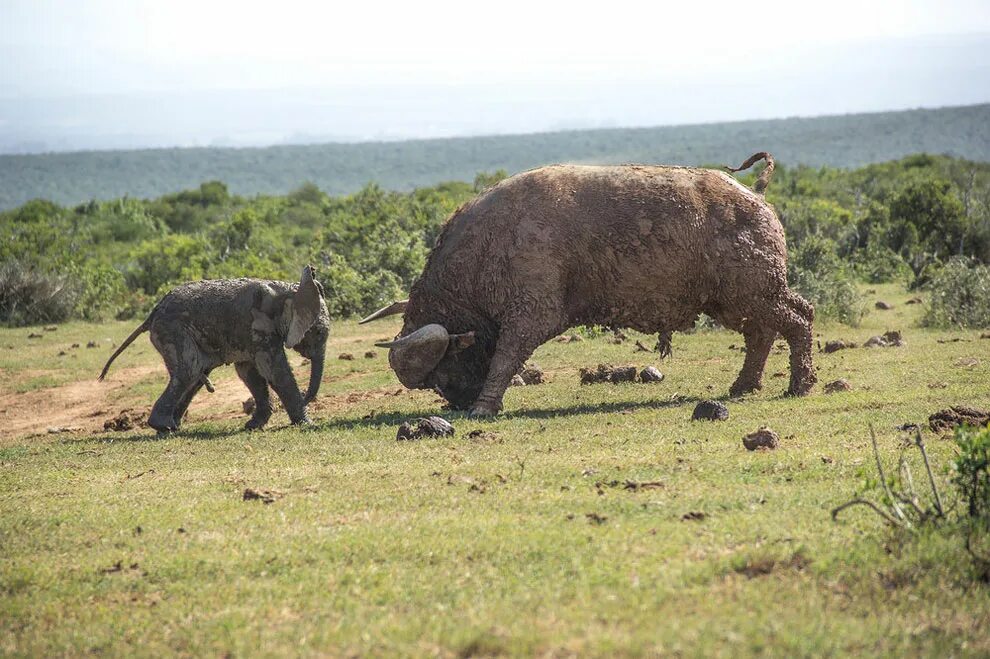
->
0, 261, 80, 326
787, 236, 866, 325
955, 424, 990, 520
923, 258, 990, 328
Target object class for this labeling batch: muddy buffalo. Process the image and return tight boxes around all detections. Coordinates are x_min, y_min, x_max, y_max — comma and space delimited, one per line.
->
362, 153, 816, 416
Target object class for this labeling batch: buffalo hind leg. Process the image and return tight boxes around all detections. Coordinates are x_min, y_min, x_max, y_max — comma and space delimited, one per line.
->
773, 291, 816, 396
236, 362, 273, 430
729, 326, 774, 397
171, 376, 208, 430
149, 376, 194, 433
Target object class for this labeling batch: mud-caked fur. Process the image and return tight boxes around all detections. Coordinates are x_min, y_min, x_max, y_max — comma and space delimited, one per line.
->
390, 157, 816, 415
100, 270, 330, 432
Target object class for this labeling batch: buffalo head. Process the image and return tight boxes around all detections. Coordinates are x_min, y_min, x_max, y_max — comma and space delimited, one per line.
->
360, 301, 489, 409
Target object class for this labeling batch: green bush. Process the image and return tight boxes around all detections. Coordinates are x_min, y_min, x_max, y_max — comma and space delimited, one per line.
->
0, 261, 80, 326
787, 236, 866, 325
954, 424, 990, 520
923, 258, 990, 328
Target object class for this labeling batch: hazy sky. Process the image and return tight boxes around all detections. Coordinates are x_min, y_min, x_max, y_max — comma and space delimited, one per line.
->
1, 0, 989, 151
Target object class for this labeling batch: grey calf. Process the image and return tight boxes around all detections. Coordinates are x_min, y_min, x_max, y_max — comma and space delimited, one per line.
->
99, 266, 330, 432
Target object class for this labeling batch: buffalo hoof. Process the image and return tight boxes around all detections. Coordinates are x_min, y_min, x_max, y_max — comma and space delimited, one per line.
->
729, 381, 762, 397
469, 403, 500, 418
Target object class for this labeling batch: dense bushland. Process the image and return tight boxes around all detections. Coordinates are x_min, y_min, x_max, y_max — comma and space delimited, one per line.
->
2, 155, 989, 327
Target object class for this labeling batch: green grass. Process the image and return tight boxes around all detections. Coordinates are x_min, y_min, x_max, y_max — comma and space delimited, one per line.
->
2, 284, 989, 656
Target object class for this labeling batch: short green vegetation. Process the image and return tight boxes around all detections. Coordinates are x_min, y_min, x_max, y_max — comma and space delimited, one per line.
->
2, 285, 989, 656
4, 153, 990, 331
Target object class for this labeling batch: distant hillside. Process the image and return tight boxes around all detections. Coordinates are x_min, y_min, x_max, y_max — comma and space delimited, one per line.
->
1, 104, 988, 210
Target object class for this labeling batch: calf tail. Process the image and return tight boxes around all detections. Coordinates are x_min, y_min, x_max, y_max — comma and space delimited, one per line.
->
724, 152, 775, 195
98, 316, 152, 381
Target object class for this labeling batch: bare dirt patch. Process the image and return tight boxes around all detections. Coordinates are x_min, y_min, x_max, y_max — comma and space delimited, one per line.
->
929, 406, 990, 433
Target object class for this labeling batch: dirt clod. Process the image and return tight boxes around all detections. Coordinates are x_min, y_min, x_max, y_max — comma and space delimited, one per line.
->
86, 341, 98, 348
906, 297, 923, 305
364, 350, 377, 359
864, 330, 906, 348
743, 427, 780, 451
639, 366, 664, 383
243, 488, 282, 504
43, 325, 58, 332
875, 300, 894, 310
929, 406, 990, 433
397, 416, 455, 440
338, 353, 354, 361
692, 400, 729, 421
509, 375, 526, 387
681, 511, 707, 521
517, 363, 544, 385
242, 398, 255, 415
28, 332, 42, 339
823, 339, 856, 353
47, 426, 81, 434
824, 378, 852, 393
585, 512, 608, 525
580, 364, 637, 384
634, 340, 652, 352
104, 410, 138, 432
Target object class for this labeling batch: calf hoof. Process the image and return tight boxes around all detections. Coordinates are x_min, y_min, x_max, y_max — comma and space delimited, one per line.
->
244, 417, 269, 431
148, 416, 177, 434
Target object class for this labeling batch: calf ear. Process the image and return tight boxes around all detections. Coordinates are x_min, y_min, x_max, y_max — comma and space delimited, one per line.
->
285, 265, 322, 348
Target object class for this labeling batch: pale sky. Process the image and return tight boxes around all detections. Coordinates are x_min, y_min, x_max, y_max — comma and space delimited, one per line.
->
1, 0, 989, 151
4, 0, 990, 94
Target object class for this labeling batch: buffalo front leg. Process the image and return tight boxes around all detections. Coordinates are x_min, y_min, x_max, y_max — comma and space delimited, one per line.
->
236, 362, 273, 430
729, 326, 774, 397
470, 327, 549, 417
255, 348, 310, 425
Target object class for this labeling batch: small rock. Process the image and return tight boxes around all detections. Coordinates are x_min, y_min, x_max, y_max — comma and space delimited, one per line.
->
692, 400, 729, 421
338, 353, 354, 361
364, 350, 377, 359
396, 416, 455, 440
906, 297, 923, 305
981, 332, 990, 340
509, 374, 526, 387
824, 378, 852, 393
743, 427, 780, 451
639, 366, 664, 383
43, 325, 58, 332
875, 300, 894, 310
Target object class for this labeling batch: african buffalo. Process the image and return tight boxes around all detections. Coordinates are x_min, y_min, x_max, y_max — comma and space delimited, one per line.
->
362, 153, 815, 416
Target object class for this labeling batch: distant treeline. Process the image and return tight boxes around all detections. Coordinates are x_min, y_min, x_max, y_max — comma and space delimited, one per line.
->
2, 154, 990, 329
1, 104, 989, 210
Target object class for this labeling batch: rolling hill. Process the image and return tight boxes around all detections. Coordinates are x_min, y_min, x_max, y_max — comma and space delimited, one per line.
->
1, 103, 988, 210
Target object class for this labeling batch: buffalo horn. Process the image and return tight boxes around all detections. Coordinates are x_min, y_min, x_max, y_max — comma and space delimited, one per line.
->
359, 299, 408, 324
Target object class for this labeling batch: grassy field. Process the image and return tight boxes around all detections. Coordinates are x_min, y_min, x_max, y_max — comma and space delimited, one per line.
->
2, 284, 989, 656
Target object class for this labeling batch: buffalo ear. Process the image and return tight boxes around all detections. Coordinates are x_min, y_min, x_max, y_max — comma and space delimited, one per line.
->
285, 265, 322, 348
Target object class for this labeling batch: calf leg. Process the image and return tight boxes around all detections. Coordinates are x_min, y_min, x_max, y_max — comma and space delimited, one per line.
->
171, 377, 206, 430
255, 348, 310, 425
729, 326, 775, 396
236, 362, 273, 430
